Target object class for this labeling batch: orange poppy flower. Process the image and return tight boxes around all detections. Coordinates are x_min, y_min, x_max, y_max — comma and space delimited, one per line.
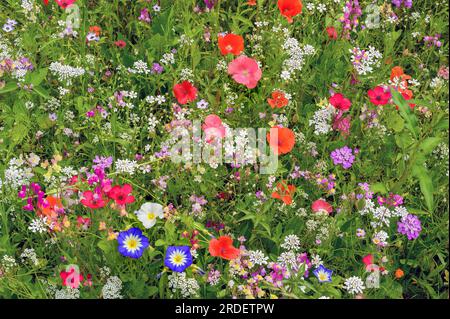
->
38, 196, 64, 220
209, 236, 241, 260
277, 0, 303, 24
390, 66, 411, 83
267, 127, 296, 155
218, 33, 244, 56
271, 181, 296, 205
89, 26, 102, 36
394, 268, 404, 279
247, 0, 257, 5
268, 91, 289, 108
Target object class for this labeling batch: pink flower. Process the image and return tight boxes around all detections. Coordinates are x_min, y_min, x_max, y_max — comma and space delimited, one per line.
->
227, 56, 262, 89
311, 199, 333, 214
362, 254, 373, 269
202, 114, 226, 142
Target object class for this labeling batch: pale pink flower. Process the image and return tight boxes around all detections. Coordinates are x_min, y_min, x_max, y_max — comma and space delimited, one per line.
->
202, 114, 226, 142
227, 56, 262, 89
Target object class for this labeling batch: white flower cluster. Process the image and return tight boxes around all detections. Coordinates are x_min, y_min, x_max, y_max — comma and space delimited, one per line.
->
3, 157, 34, 189
102, 276, 123, 299
128, 60, 150, 74
168, 272, 200, 298
49, 62, 85, 84
247, 250, 269, 266
28, 217, 48, 234
359, 199, 409, 229
309, 105, 335, 135
1, 255, 17, 272
20, 248, 39, 266
277, 251, 297, 270
281, 37, 315, 81
343, 276, 365, 295
55, 287, 80, 299
280, 234, 301, 251
372, 230, 389, 247
161, 52, 175, 65
115, 159, 138, 175
350, 46, 382, 75
145, 95, 166, 105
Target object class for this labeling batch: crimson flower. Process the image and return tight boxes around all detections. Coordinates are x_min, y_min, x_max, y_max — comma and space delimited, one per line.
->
173, 81, 198, 105
80, 189, 107, 209
329, 93, 351, 112
108, 184, 135, 206
368, 86, 391, 105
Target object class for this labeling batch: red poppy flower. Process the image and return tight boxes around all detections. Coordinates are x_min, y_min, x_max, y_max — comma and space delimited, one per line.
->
108, 184, 135, 206
43, 0, 49, 4
329, 93, 351, 112
247, 0, 257, 5
326, 26, 337, 40
80, 190, 107, 209
268, 91, 289, 108
278, 0, 303, 23
173, 81, 198, 105
114, 40, 126, 48
267, 127, 296, 155
209, 236, 241, 260
311, 199, 333, 214
368, 86, 391, 106
218, 33, 244, 56
272, 181, 296, 205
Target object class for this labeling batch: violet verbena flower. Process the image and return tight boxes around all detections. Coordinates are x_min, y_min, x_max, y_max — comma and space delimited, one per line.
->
204, 0, 216, 9
397, 214, 422, 240
330, 146, 355, 169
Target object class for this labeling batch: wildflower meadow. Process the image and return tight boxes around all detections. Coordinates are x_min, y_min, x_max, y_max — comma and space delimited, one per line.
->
0, 0, 448, 301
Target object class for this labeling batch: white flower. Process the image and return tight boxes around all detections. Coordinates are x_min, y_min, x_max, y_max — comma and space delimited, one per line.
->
135, 202, 164, 229
343, 276, 365, 295
281, 234, 301, 251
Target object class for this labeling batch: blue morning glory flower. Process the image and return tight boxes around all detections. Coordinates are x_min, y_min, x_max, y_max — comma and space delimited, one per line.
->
117, 227, 149, 258
313, 264, 333, 283
164, 246, 193, 272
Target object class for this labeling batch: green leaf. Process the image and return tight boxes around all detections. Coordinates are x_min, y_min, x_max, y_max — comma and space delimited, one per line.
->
419, 137, 442, 155
412, 165, 434, 212
0, 82, 18, 94
391, 89, 418, 139
386, 111, 405, 132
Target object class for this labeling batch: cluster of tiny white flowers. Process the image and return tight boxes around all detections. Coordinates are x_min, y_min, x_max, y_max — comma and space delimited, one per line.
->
3, 157, 34, 189
128, 60, 150, 74
247, 250, 269, 266
309, 105, 335, 135
277, 251, 297, 270
55, 287, 80, 299
1, 255, 17, 272
281, 234, 301, 251
20, 248, 39, 266
168, 272, 200, 298
114, 159, 138, 175
160, 52, 175, 65
102, 276, 123, 299
343, 276, 365, 295
28, 217, 48, 234
350, 46, 382, 75
49, 62, 85, 84
145, 95, 166, 105
179, 68, 194, 81
281, 37, 315, 80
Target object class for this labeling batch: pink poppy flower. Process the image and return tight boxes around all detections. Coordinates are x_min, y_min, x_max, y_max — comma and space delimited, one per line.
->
202, 114, 226, 142
311, 199, 333, 214
227, 56, 262, 89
